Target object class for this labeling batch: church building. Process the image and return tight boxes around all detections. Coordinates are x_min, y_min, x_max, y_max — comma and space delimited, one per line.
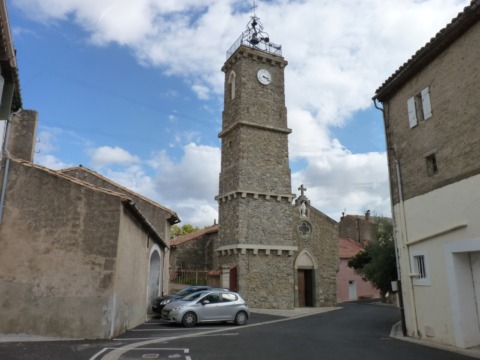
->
214, 12, 338, 309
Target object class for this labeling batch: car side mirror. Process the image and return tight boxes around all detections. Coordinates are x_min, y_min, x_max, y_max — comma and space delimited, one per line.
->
201, 300, 210, 305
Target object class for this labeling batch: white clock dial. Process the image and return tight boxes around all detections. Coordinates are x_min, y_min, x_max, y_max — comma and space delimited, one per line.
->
257, 69, 272, 85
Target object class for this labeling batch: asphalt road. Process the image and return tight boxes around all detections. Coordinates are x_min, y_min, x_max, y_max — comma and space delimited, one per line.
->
0, 302, 477, 360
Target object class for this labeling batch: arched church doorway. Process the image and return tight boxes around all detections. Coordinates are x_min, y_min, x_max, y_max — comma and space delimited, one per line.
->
147, 249, 162, 313
295, 250, 318, 307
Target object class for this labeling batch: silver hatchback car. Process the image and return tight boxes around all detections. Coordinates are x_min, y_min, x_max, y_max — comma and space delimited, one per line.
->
161, 290, 250, 327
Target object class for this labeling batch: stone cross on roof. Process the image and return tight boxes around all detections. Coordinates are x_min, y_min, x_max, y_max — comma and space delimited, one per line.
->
298, 184, 307, 197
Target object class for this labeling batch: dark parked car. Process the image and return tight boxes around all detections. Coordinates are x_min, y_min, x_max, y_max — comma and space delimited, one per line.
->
161, 289, 250, 327
152, 286, 214, 314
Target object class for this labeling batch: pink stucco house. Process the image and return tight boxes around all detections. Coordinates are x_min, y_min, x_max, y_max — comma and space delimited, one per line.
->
337, 237, 381, 302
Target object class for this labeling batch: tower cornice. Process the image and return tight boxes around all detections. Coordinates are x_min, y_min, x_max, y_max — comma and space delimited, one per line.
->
221, 45, 288, 73
218, 120, 291, 139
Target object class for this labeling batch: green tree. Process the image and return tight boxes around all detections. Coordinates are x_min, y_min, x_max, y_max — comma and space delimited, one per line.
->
170, 224, 200, 239
348, 218, 397, 301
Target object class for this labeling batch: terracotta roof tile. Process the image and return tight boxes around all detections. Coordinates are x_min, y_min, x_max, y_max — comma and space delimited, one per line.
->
339, 237, 364, 259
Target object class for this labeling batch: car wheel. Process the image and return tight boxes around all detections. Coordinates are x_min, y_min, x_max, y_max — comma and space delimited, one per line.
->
182, 312, 197, 327
235, 311, 248, 326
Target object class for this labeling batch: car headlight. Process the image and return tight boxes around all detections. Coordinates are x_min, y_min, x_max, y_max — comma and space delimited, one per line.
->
172, 304, 186, 311
160, 299, 172, 305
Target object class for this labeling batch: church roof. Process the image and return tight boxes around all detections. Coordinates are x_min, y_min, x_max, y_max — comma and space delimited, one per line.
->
339, 237, 364, 259
374, 0, 480, 101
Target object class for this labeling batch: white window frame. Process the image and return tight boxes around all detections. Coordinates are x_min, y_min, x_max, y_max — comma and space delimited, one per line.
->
407, 86, 432, 128
410, 250, 431, 286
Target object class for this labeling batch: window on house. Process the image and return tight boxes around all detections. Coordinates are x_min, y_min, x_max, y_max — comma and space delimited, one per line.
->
426, 154, 438, 176
407, 87, 432, 128
411, 252, 431, 286
414, 255, 427, 279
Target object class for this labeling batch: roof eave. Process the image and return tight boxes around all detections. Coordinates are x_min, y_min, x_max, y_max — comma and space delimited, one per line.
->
374, 1, 480, 102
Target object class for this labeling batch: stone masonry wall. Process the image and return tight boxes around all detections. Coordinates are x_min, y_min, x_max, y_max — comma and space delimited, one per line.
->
293, 204, 339, 307
383, 21, 480, 205
171, 233, 216, 269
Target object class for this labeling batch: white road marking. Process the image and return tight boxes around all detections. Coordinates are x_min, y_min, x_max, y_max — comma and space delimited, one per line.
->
89, 347, 190, 360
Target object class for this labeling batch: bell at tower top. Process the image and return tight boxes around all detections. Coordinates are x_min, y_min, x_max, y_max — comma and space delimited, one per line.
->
226, 2, 282, 59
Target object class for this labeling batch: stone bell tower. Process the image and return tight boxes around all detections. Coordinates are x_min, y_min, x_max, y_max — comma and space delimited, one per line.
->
215, 11, 297, 309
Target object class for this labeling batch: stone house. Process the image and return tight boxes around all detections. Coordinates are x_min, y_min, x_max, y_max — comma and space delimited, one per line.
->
373, 0, 480, 348
0, 4, 179, 338
338, 211, 375, 245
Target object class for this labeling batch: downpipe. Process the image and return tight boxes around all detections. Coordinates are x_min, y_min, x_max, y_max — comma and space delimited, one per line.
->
0, 108, 22, 224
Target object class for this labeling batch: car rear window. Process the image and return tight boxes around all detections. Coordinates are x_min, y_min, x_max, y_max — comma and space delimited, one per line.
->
222, 293, 238, 302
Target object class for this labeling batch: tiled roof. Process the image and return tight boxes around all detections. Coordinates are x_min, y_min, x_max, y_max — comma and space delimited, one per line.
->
171, 224, 219, 246
339, 237, 364, 259
374, 0, 480, 101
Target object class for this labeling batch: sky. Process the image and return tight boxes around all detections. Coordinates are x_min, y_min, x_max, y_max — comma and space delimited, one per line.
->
6, 0, 470, 227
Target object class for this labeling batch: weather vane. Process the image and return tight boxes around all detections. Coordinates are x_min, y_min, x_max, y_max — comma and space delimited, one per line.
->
226, 0, 282, 58
243, 1, 270, 47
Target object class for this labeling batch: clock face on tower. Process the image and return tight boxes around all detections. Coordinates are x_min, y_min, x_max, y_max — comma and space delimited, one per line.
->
257, 69, 272, 85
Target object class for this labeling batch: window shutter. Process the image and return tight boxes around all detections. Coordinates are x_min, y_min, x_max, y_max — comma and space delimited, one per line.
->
407, 97, 417, 128
421, 87, 432, 120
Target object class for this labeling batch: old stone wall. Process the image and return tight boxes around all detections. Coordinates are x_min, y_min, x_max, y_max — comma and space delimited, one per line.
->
338, 215, 374, 244
221, 46, 288, 131
62, 167, 175, 242
293, 204, 338, 307
383, 21, 480, 205
171, 232, 216, 269
0, 160, 123, 338
232, 252, 295, 309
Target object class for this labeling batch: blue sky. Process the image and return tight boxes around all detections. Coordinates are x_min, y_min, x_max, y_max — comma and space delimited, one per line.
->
7, 0, 469, 226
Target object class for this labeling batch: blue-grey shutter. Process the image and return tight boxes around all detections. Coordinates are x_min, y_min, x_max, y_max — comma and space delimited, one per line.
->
407, 97, 417, 128
421, 87, 432, 120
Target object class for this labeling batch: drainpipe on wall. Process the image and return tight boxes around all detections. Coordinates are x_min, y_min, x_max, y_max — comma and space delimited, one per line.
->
0, 108, 22, 224
373, 99, 413, 337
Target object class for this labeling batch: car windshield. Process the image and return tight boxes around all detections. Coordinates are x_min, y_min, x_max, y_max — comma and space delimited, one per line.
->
176, 288, 202, 297
182, 291, 208, 302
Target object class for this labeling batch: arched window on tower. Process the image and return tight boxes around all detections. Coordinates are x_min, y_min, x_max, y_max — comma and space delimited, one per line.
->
228, 71, 236, 100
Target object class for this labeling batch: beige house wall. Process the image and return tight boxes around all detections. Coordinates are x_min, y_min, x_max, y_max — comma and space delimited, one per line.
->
394, 174, 480, 347
111, 208, 153, 337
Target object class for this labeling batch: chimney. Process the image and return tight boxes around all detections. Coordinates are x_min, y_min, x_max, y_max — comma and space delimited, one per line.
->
365, 210, 370, 222
7, 110, 38, 162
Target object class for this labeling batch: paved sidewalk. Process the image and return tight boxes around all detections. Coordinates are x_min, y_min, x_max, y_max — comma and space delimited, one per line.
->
390, 321, 480, 359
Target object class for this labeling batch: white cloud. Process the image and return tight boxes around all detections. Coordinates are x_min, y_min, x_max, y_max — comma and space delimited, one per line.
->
35, 153, 71, 170
89, 146, 140, 168
102, 164, 158, 200
14, 0, 470, 224
150, 143, 220, 202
